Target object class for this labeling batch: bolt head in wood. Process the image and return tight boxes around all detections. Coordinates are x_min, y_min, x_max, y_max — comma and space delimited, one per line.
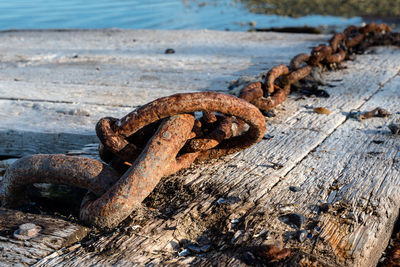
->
14, 223, 41, 240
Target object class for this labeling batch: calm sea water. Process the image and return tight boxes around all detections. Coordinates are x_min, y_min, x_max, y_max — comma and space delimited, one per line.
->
0, 0, 362, 31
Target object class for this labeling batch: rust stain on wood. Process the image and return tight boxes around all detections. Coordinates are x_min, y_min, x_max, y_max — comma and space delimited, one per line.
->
319, 214, 355, 261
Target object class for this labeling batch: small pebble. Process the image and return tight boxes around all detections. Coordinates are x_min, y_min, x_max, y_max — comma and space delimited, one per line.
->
289, 186, 301, 192
217, 198, 227, 204
249, 21, 256, 27
231, 219, 239, 224
178, 248, 191, 257
297, 230, 307, 242
165, 48, 175, 54
14, 223, 41, 240
262, 110, 276, 117
262, 133, 274, 140
313, 107, 331, 115
282, 213, 306, 228
216, 196, 240, 205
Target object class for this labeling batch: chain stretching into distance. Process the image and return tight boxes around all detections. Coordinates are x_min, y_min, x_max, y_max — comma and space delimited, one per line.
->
1, 22, 399, 229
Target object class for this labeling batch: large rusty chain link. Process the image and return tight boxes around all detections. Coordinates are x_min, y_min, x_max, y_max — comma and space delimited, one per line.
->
1, 22, 399, 229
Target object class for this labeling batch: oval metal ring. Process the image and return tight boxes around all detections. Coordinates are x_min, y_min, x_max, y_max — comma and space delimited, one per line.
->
0, 154, 119, 208
98, 92, 266, 162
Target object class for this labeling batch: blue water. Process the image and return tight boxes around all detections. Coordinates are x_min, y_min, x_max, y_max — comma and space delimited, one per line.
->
0, 0, 362, 31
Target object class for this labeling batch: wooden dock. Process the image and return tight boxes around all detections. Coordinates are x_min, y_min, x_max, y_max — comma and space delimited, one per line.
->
0, 29, 399, 266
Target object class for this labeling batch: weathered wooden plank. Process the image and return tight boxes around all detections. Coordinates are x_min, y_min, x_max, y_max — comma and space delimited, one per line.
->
0, 99, 132, 156
0, 208, 88, 266
0, 29, 326, 102
0, 30, 327, 157
0, 130, 97, 157
31, 44, 400, 266
249, 72, 400, 267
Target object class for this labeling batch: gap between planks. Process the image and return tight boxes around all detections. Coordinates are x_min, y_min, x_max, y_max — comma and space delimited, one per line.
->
266, 63, 400, 197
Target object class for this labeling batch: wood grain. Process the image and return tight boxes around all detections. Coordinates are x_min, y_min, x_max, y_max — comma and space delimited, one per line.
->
0, 208, 88, 266
0, 30, 398, 266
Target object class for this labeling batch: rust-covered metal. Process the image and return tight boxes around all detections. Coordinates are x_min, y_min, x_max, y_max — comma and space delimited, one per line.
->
250, 83, 291, 111
344, 25, 358, 36
0, 154, 119, 207
238, 65, 293, 111
325, 49, 346, 64
287, 65, 313, 83
329, 33, 346, 52
265, 64, 290, 94
96, 117, 143, 163
98, 92, 266, 163
80, 114, 196, 228
1, 22, 398, 230
184, 115, 233, 152
239, 62, 312, 112
202, 111, 218, 124
239, 81, 264, 104
308, 45, 333, 66
360, 22, 391, 34
345, 33, 365, 49
289, 53, 310, 70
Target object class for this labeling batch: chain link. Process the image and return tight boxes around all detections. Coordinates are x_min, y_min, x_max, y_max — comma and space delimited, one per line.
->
1, 22, 399, 229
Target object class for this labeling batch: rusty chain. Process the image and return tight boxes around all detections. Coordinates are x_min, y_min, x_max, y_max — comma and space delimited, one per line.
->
1, 22, 399, 229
